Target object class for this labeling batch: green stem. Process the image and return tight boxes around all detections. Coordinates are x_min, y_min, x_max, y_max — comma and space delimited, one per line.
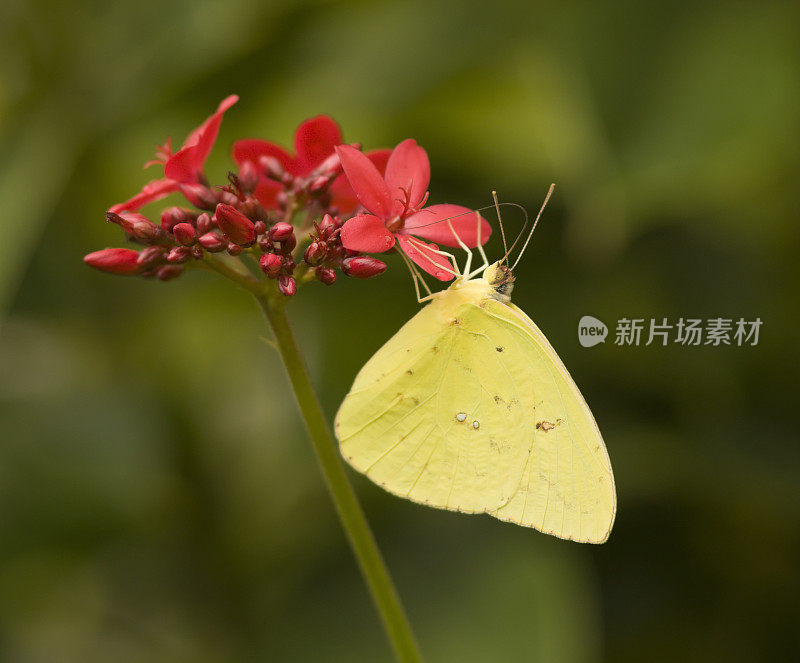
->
255, 291, 423, 663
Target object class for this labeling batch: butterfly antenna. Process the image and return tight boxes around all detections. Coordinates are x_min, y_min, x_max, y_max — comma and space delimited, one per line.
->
510, 183, 555, 270
492, 190, 509, 267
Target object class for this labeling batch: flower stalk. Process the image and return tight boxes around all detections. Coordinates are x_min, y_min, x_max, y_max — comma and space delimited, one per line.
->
255, 288, 423, 663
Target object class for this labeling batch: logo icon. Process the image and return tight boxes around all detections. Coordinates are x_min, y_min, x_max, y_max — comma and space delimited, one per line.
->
578, 315, 608, 348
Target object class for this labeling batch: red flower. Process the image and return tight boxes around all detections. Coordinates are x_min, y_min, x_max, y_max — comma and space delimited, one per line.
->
335, 140, 491, 281
232, 116, 390, 212
109, 95, 239, 214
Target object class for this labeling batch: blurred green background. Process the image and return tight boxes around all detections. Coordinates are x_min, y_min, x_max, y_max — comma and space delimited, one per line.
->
1, 0, 798, 661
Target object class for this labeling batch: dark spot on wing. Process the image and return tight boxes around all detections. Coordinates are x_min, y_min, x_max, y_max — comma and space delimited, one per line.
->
496, 346, 504, 352
432, 345, 439, 353
450, 318, 461, 325
405, 369, 413, 376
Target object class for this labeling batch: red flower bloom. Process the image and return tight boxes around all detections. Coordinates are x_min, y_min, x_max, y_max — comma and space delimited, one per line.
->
84, 248, 142, 275
109, 95, 239, 214
335, 140, 491, 281
232, 116, 390, 212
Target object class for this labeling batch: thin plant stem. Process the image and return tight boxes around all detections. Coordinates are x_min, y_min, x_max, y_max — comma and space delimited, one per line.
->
254, 289, 423, 663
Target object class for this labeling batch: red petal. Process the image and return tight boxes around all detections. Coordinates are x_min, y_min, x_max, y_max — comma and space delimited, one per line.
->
252, 178, 283, 209
336, 145, 395, 219
232, 139, 294, 172
384, 139, 430, 211
108, 179, 179, 214
396, 235, 454, 281
183, 95, 238, 156
164, 95, 238, 183
401, 204, 492, 248
294, 116, 343, 173
340, 215, 396, 253
329, 149, 392, 214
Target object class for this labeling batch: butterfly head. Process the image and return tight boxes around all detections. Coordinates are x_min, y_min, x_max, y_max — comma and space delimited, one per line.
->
483, 261, 515, 301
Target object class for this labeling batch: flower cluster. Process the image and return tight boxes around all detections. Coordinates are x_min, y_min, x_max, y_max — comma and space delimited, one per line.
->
85, 96, 491, 295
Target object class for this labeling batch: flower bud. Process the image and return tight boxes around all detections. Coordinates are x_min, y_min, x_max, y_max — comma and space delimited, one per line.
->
319, 214, 338, 239
304, 241, 327, 266
160, 206, 195, 232
198, 232, 227, 252
173, 222, 197, 246
192, 246, 204, 260
283, 257, 296, 274
258, 155, 284, 180
226, 242, 243, 256
195, 212, 213, 235
308, 175, 331, 193
218, 190, 240, 206
136, 246, 165, 267
316, 267, 336, 285
342, 256, 387, 279
259, 253, 283, 277
258, 236, 273, 252
106, 212, 166, 244
254, 220, 267, 235
157, 265, 183, 281
237, 160, 259, 192
84, 248, 142, 275
269, 222, 294, 241
214, 203, 256, 246
179, 183, 218, 210
167, 246, 192, 263
278, 275, 296, 297
312, 151, 343, 178
280, 233, 297, 254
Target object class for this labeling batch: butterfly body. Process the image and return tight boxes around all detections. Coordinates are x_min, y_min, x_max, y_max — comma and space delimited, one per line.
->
335, 262, 616, 543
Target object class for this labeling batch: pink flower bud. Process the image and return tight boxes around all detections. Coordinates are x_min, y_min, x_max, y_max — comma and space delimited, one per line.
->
283, 257, 296, 274
304, 241, 327, 266
319, 214, 338, 239
312, 151, 343, 178
214, 203, 256, 246
254, 220, 267, 236
308, 175, 330, 193
160, 206, 194, 232
316, 267, 336, 285
278, 275, 296, 296
198, 232, 227, 252
157, 265, 183, 281
258, 236, 273, 252
196, 212, 212, 235
258, 155, 284, 180
226, 242, 243, 256
342, 256, 387, 279
84, 248, 141, 275
167, 246, 192, 263
269, 222, 294, 241
280, 233, 297, 254
106, 212, 166, 244
237, 160, 259, 192
218, 190, 240, 206
137, 246, 165, 266
259, 253, 283, 277
173, 222, 197, 246
180, 183, 218, 210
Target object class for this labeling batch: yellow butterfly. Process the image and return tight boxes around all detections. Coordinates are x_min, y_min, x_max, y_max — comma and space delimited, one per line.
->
335, 188, 616, 543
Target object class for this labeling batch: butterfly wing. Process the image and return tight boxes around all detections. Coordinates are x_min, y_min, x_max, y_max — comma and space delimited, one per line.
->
480, 299, 616, 543
335, 294, 531, 515
335, 292, 616, 543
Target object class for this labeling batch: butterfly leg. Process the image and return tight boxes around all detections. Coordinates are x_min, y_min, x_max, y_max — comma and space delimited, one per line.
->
399, 249, 436, 303
446, 218, 473, 277
406, 237, 460, 279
